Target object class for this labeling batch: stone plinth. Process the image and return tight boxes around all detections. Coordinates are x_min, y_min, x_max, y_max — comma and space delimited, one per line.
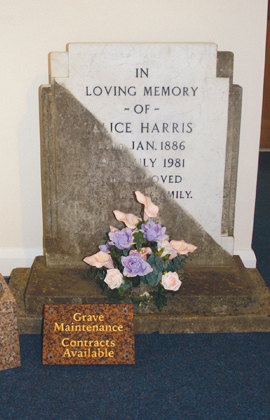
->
9, 257, 270, 334
0, 275, 21, 371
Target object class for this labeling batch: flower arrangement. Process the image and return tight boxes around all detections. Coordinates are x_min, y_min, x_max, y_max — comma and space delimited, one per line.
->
83, 191, 197, 311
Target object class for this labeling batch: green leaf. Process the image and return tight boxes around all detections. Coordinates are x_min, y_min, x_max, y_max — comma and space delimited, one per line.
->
87, 266, 97, 277
96, 276, 107, 292
148, 243, 158, 254
147, 253, 155, 265
131, 276, 140, 287
108, 288, 125, 301
133, 230, 145, 252
109, 246, 123, 269
156, 248, 165, 258
129, 296, 142, 306
120, 281, 131, 292
141, 271, 159, 286
154, 256, 162, 267
129, 293, 152, 307
136, 220, 144, 230
96, 267, 106, 280
151, 265, 159, 276
154, 286, 168, 311
148, 255, 169, 273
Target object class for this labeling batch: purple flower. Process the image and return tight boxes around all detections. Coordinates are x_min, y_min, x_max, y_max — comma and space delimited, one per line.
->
141, 220, 168, 242
121, 253, 153, 277
108, 228, 133, 250
99, 243, 110, 252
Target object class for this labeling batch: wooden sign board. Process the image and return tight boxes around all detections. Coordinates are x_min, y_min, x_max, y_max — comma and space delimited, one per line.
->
42, 304, 135, 365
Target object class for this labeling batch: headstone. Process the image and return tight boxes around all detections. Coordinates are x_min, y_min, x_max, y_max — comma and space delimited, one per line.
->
12, 42, 270, 336
41, 43, 242, 269
0, 275, 21, 370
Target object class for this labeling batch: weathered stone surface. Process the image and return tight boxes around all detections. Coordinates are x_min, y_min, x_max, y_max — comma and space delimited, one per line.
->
40, 44, 242, 269
0, 275, 21, 370
217, 52, 242, 236
40, 83, 233, 269
9, 258, 270, 334
8, 268, 42, 334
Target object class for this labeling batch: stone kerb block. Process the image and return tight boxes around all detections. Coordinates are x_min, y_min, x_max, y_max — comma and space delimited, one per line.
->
0, 274, 21, 371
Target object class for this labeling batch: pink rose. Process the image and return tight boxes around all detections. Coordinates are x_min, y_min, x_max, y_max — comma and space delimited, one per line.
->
104, 269, 124, 289
161, 272, 182, 291
135, 191, 159, 221
83, 251, 114, 269
113, 210, 141, 229
170, 240, 197, 255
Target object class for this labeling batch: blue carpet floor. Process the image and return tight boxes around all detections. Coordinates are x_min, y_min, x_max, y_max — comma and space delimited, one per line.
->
0, 152, 269, 420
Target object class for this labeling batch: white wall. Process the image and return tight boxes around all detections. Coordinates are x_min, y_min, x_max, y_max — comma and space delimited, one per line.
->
0, 0, 268, 275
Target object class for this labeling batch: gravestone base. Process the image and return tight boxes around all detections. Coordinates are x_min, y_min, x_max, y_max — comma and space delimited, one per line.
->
9, 256, 270, 334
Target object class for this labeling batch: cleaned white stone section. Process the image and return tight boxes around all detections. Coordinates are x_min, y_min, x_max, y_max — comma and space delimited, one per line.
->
51, 43, 230, 251
50, 52, 69, 79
